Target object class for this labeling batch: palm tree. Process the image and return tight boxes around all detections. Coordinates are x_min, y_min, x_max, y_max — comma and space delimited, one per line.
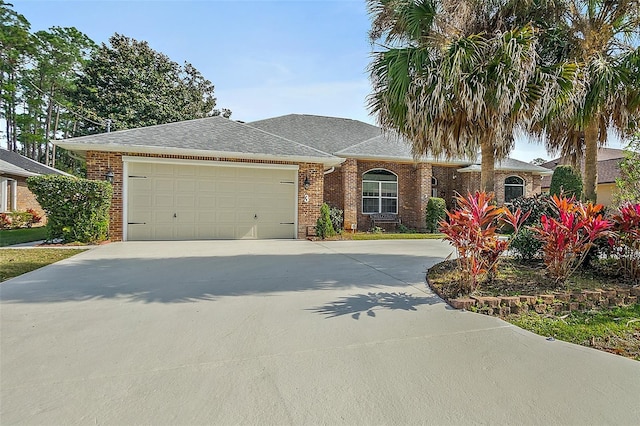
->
367, 0, 571, 193
538, 0, 640, 202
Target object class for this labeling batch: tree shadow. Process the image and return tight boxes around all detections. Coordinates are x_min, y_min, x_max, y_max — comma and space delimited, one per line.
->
309, 291, 442, 319
0, 252, 446, 304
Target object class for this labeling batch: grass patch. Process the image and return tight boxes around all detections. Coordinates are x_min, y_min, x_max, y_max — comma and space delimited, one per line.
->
0, 227, 47, 247
510, 305, 640, 360
343, 232, 445, 240
0, 248, 86, 282
428, 258, 640, 360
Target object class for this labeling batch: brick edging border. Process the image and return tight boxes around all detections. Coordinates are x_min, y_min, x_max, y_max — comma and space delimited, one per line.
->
427, 277, 640, 317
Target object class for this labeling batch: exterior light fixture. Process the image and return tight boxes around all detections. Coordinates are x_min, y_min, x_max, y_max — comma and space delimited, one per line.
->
303, 176, 311, 190
105, 169, 114, 184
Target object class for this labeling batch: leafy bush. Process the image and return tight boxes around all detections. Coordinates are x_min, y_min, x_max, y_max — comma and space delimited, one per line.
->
329, 205, 343, 233
425, 197, 446, 233
315, 203, 336, 240
609, 203, 640, 283
508, 194, 552, 260
531, 195, 612, 284
439, 192, 529, 294
550, 165, 583, 199
27, 175, 113, 243
510, 227, 542, 261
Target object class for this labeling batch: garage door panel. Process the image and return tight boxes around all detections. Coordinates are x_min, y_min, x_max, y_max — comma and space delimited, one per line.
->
128, 162, 296, 240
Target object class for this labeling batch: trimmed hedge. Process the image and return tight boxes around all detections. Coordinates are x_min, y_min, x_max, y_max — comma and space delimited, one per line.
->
550, 165, 583, 199
425, 197, 447, 233
27, 175, 112, 243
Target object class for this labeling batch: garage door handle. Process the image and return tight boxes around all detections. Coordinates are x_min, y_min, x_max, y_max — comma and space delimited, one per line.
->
173, 213, 177, 218
280, 222, 294, 225
254, 214, 258, 219
128, 222, 146, 225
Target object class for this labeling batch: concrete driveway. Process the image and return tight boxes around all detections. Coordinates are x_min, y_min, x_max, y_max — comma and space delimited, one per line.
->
1, 240, 639, 425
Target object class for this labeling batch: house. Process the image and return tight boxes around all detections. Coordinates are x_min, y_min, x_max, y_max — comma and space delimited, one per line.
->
0, 149, 68, 218
55, 114, 552, 241
540, 148, 625, 205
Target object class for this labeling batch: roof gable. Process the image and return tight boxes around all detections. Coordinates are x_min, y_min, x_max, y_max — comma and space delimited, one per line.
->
55, 116, 342, 166
248, 114, 382, 154
0, 149, 67, 176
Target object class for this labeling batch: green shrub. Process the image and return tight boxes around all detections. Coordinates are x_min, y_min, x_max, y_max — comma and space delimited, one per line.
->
508, 193, 553, 226
425, 197, 446, 233
27, 175, 112, 243
329, 205, 343, 233
511, 227, 542, 261
550, 165, 583, 199
315, 203, 336, 239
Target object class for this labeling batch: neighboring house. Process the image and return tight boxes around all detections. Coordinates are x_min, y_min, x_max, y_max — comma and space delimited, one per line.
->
0, 149, 68, 218
540, 148, 625, 205
56, 114, 552, 241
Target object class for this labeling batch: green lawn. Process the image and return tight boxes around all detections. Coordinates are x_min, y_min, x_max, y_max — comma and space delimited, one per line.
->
0, 248, 86, 282
0, 227, 48, 247
509, 305, 640, 360
346, 232, 445, 240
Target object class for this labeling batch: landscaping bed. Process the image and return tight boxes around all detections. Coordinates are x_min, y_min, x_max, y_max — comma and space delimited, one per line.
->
427, 258, 640, 360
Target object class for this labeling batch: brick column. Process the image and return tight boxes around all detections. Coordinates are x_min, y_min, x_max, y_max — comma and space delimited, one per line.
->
342, 158, 358, 231
417, 162, 432, 230
86, 151, 123, 241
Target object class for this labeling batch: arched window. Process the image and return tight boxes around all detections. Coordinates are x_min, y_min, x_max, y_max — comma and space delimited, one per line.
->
431, 176, 438, 198
363, 169, 398, 214
504, 176, 525, 202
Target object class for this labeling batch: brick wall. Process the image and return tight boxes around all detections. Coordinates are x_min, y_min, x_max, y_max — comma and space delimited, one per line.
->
355, 160, 423, 230
15, 178, 46, 223
494, 172, 538, 205
86, 151, 323, 240
323, 167, 342, 210
432, 166, 462, 209
86, 152, 124, 241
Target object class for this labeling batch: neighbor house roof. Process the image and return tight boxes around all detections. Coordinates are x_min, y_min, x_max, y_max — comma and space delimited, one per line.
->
457, 158, 553, 175
540, 147, 626, 187
248, 114, 382, 154
55, 116, 343, 167
0, 149, 68, 177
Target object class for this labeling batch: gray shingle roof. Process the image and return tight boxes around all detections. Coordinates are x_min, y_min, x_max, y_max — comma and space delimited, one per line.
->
0, 149, 67, 176
457, 157, 553, 174
540, 148, 626, 187
248, 114, 382, 154
55, 116, 341, 165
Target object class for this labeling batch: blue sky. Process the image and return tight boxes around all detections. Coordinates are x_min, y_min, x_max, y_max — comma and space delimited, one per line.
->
11, 0, 628, 161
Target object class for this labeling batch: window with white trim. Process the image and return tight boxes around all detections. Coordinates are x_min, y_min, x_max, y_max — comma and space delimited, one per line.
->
362, 169, 398, 214
431, 176, 438, 198
504, 176, 525, 202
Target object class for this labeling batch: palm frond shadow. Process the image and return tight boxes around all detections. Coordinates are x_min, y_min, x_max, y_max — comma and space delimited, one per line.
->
309, 291, 441, 319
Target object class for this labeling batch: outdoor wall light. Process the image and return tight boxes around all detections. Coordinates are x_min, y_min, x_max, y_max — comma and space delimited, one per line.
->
303, 176, 311, 190
105, 169, 114, 184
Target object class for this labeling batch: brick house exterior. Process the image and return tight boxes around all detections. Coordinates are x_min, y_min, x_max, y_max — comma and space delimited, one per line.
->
1, 149, 68, 221
58, 114, 551, 241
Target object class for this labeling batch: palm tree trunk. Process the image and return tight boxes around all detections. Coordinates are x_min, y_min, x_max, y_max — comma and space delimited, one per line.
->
584, 120, 599, 202
480, 140, 495, 194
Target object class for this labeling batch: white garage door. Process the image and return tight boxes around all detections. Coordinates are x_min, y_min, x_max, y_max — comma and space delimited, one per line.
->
126, 161, 297, 240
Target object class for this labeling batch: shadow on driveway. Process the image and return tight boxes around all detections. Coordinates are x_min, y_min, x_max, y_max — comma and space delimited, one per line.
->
0, 252, 444, 304
309, 291, 444, 319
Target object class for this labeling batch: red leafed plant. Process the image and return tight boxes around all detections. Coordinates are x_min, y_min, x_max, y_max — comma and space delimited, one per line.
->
439, 191, 529, 294
609, 203, 640, 283
26, 208, 42, 226
531, 195, 612, 284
